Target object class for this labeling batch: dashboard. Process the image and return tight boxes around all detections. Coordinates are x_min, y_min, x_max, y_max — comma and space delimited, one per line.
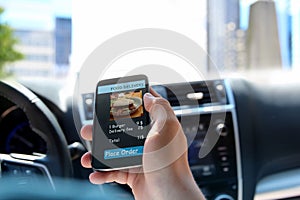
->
152, 80, 241, 200
0, 77, 300, 200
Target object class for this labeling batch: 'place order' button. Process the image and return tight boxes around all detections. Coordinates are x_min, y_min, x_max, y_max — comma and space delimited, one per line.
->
104, 146, 144, 160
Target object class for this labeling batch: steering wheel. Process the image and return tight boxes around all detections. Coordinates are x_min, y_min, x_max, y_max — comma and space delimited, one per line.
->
0, 80, 72, 180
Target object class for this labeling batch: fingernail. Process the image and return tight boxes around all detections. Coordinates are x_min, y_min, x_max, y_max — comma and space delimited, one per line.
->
144, 93, 154, 99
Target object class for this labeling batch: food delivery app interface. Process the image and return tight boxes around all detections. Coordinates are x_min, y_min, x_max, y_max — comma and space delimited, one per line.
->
95, 76, 149, 163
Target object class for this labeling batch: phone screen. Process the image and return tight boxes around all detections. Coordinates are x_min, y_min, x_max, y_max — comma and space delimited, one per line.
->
92, 75, 150, 170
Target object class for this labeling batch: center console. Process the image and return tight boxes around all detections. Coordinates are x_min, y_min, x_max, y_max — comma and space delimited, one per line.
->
152, 80, 242, 200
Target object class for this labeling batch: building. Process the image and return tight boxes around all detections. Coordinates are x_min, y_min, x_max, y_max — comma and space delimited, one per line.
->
55, 17, 72, 70
246, 1, 282, 69
239, 0, 300, 69
10, 29, 55, 77
0, 0, 71, 78
290, 0, 300, 69
8, 17, 72, 77
207, 0, 240, 71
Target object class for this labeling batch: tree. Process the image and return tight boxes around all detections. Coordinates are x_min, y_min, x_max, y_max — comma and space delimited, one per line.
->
0, 7, 24, 78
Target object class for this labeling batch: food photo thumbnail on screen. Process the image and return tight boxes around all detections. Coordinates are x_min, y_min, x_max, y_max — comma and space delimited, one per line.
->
110, 90, 144, 121
97, 79, 146, 119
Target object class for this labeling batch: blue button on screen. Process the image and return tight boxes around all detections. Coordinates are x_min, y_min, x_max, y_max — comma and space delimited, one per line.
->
104, 146, 144, 160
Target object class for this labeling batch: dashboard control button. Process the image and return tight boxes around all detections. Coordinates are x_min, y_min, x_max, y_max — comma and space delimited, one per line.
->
222, 167, 230, 172
216, 123, 228, 136
217, 146, 227, 151
221, 156, 228, 161
214, 194, 234, 200
202, 165, 213, 176
202, 165, 215, 176
191, 165, 216, 177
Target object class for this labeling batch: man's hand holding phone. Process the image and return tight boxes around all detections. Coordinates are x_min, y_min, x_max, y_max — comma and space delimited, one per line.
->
81, 83, 205, 200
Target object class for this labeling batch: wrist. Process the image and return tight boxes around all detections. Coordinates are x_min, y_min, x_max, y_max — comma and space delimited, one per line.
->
145, 166, 204, 200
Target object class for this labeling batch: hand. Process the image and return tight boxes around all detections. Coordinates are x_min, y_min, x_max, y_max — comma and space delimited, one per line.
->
80, 89, 205, 200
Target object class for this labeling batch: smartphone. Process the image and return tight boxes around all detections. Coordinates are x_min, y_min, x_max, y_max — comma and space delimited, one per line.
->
92, 75, 150, 170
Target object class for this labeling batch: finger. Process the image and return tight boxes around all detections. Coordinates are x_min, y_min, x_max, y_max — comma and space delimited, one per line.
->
143, 93, 175, 121
81, 125, 93, 141
81, 152, 92, 168
143, 92, 187, 173
150, 87, 161, 97
89, 171, 129, 185
143, 92, 180, 145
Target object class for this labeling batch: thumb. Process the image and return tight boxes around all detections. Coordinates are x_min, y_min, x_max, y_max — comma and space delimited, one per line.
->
143, 92, 180, 136
143, 93, 187, 173
143, 92, 182, 149
143, 92, 176, 123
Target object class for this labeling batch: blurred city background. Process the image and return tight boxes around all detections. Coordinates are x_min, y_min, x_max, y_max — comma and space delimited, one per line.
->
0, 0, 299, 80
0, 0, 71, 78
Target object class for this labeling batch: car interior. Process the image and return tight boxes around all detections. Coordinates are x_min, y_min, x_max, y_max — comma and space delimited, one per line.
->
0, 1, 300, 200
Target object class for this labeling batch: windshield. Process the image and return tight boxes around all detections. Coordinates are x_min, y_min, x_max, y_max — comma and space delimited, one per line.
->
0, 0, 299, 84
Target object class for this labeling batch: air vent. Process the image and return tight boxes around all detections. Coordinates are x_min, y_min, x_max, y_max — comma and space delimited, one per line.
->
153, 80, 227, 107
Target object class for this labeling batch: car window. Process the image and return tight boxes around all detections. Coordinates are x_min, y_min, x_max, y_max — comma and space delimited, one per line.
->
0, 0, 299, 82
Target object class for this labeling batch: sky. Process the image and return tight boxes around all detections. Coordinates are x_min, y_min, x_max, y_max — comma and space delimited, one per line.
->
0, 0, 71, 30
